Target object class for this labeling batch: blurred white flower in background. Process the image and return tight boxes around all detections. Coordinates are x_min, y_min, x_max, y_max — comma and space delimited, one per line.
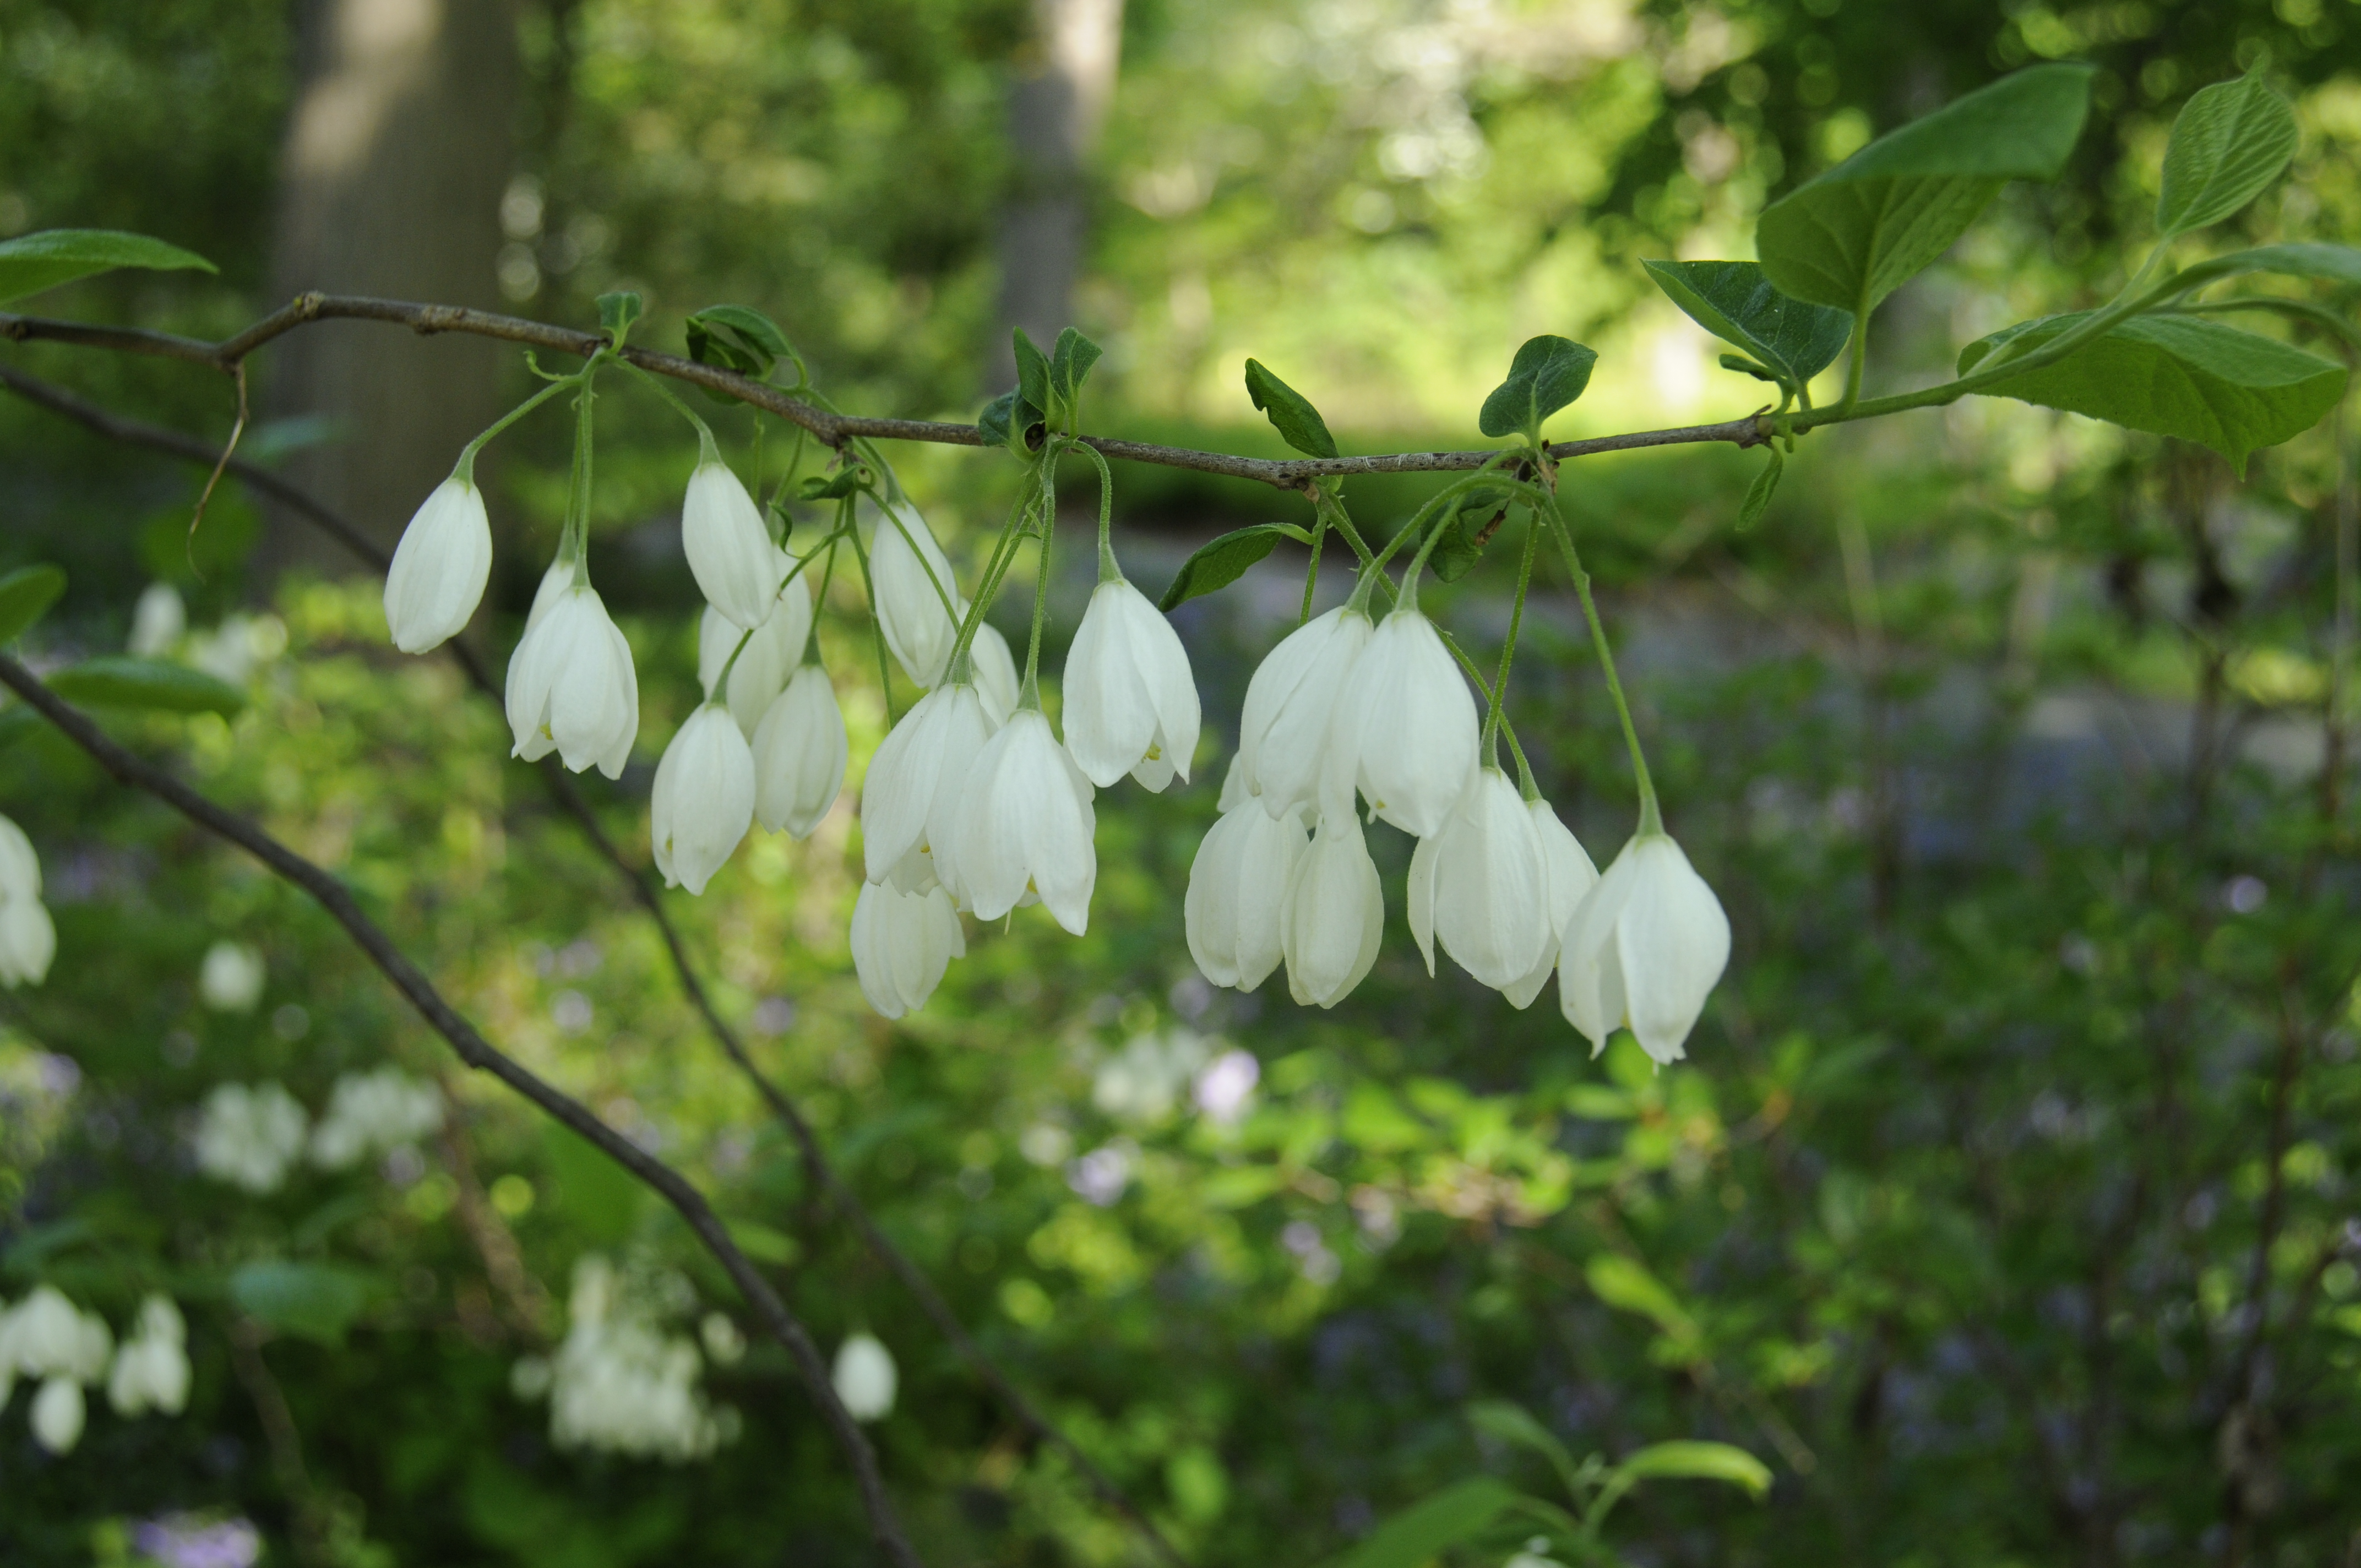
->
514, 1255, 734, 1462
198, 941, 265, 1012
127, 582, 187, 657
107, 1294, 191, 1417
1192, 1049, 1261, 1126
0, 813, 55, 989
308, 1068, 444, 1170
0, 1283, 115, 1453
185, 613, 287, 687
831, 1332, 896, 1422
1092, 1029, 1210, 1122
193, 1081, 309, 1194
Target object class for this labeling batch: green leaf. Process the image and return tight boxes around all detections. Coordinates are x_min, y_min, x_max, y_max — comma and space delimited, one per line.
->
1756, 64, 2093, 312
0, 705, 43, 751
1319, 1478, 1522, 1568
1244, 358, 1340, 460
1467, 1401, 1581, 1496
1478, 335, 1599, 440
2163, 242, 2361, 297
1643, 260, 1855, 387
685, 305, 793, 400
1738, 447, 1783, 530
2158, 73, 2299, 239
1959, 312, 2346, 474
48, 656, 244, 716
229, 1260, 376, 1347
1612, 1441, 1773, 1500
1428, 490, 1516, 583
1050, 326, 1103, 407
1014, 330, 1054, 417
724, 1218, 801, 1267
1719, 353, 1780, 383
1586, 1253, 1699, 1344
797, 469, 868, 501
978, 389, 1043, 456
0, 228, 216, 306
0, 565, 67, 645
1158, 524, 1305, 611
596, 291, 645, 337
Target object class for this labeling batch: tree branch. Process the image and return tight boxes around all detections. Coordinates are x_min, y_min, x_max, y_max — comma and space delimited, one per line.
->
2, 292, 1772, 488
0, 655, 924, 1568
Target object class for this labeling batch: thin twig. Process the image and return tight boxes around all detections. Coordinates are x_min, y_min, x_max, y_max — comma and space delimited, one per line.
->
2, 292, 1772, 489
0, 655, 924, 1568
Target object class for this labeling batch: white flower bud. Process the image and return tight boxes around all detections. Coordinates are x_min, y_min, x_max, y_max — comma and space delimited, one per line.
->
1279, 809, 1384, 1008
1185, 794, 1308, 991
946, 710, 1097, 933
1238, 605, 1372, 819
1502, 798, 1598, 1009
859, 684, 996, 891
1407, 766, 1551, 990
650, 705, 757, 896
830, 1332, 897, 1422
849, 880, 965, 1019
867, 499, 966, 688
1327, 605, 1476, 837
682, 459, 781, 631
199, 940, 265, 1012
751, 665, 847, 839
1559, 832, 1731, 1064
505, 580, 640, 779
1062, 576, 1202, 790
31, 1374, 84, 1453
695, 563, 812, 736
383, 476, 493, 654
127, 582, 186, 657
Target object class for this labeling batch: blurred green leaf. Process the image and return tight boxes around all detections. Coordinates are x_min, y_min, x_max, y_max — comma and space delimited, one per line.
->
725, 1218, 800, 1267
1479, 335, 1598, 440
1756, 64, 2092, 312
230, 1260, 375, 1346
1586, 1254, 1699, 1346
48, 656, 243, 716
1738, 448, 1783, 530
0, 564, 67, 645
1158, 523, 1305, 611
0, 228, 215, 305
1244, 358, 1340, 460
1612, 1440, 1773, 1500
1643, 261, 1854, 387
1467, 1400, 1581, 1498
798, 469, 868, 500
2157, 72, 2299, 239
1319, 1477, 1522, 1568
542, 1121, 644, 1247
596, 291, 644, 338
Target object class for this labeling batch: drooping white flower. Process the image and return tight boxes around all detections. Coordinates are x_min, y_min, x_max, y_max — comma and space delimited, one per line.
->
198, 940, 264, 1012
1503, 798, 1599, 1009
970, 622, 1020, 725
651, 705, 757, 896
309, 1068, 444, 1169
0, 814, 39, 905
849, 879, 965, 1019
1062, 576, 1201, 791
682, 458, 782, 631
194, 1081, 311, 1194
6, 1285, 111, 1381
107, 1295, 190, 1417
1407, 766, 1550, 990
525, 554, 574, 635
383, 475, 494, 654
1559, 832, 1731, 1064
1185, 795, 1309, 990
0, 814, 51, 990
128, 582, 186, 657
752, 665, 847, 839
1278, 809, 1384, 1008
1238, 606, 1372, 819
831, 1332, 897, 1422
946, 709, 1097, 932
859, 683, 996, 889
695, 562, 812, 735
31, 1375, 85, 1453
505, 580, 640, 779
868, 498, 964, 688
1328, 605, 1476, 837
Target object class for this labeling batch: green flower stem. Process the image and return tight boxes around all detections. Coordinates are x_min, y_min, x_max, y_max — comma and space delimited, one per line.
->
844, 500, 899, 725
1018, 459, 1058, 710
1297, 506, 1329, 627
560, 368, 600, 585
714, 524, 843, 692
946, 447, 1055, 683
868, 482, 963, 629
803, 530, 841, 669
456, 371, 580, 480
1536, 473, 1660, 835
616, 357, 717, 448
1348, 464, 1510, 616
1072, 438, 1119, 584
1434, 624, 1531, 782
1481, 509, 1542, 756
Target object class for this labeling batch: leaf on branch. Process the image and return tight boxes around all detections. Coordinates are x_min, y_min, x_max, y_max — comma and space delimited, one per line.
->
978, 388, 1045, 456
1586, 1253, 1701, 1352
1960, 312, 2346, 474
1738, 448, 1784, 530
798, 468, 868, 500
1428, 489, 1517, 582
47, 656, 244, 717
1720, 353, 1780, 383
1756, 64, 2093, 313
1644, 260, 1855, 388
2157, 72, 2300, 239
596, 291, 645, 337
0, 564, 67, 646
1014, 330, 1054, 418
685, 304, 794, 399
1051, 326, 1104, 408
1467, 1400, 1582, 1494
1612, 1441, 1774, 1500
1316, 1477, 1524, 1568
229, 1259, 376, 1347
1479, 335, 1598, 440
0, 228, 216, 306
1244, 358, 1341, 460
2164, 242, 2361, 296
1158, 524, 1307, 611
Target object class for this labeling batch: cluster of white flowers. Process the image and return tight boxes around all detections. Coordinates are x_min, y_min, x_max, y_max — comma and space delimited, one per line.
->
512, 1255, 738, 1462
193, 1069, 443, 1194
1189, 598, 1731, 1063
0, 813, 55, 989
0, 1286, 188, 1454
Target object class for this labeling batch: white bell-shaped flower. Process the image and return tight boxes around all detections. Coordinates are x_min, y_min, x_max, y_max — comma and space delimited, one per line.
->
831, 1332, 897, 1422
752, 665, 847, 838
0, 813, 40, 905
31, 1375, 85, 1453
682, 458, 781, 631
1278, 808, 1384, 1008
505, 579, 640, 779
695, 563, 812, 736
859, 683, 997, 891
946, 710, 1097, 932
849, 879, 965, 1019
1328, 605, 1476, 837
7, 1286, 107, 1379
1407, 766, 1551, 990
383, 475, 493, 654
650, 704, 757, 896
1503, 798, 1599, 1009
1237, 605, 1371, 819
1062, 576, 1201, 791
107, 1296, 191, 1417
868, 499, 964, 688
970, 622, 1021, 725
128, 582, 186, 657
0, 897, 54, 989
1185, 793, 1309, 990
1559, 832, 1731, 1064
525, 553, 574, 635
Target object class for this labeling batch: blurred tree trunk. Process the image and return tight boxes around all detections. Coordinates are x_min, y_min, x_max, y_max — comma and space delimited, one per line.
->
263, 0, 518, 578
992, 0, 1122, 388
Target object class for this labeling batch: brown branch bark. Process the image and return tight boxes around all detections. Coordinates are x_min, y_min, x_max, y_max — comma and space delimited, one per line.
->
0, 655, 923, 1568
2, 292, 1772, 488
